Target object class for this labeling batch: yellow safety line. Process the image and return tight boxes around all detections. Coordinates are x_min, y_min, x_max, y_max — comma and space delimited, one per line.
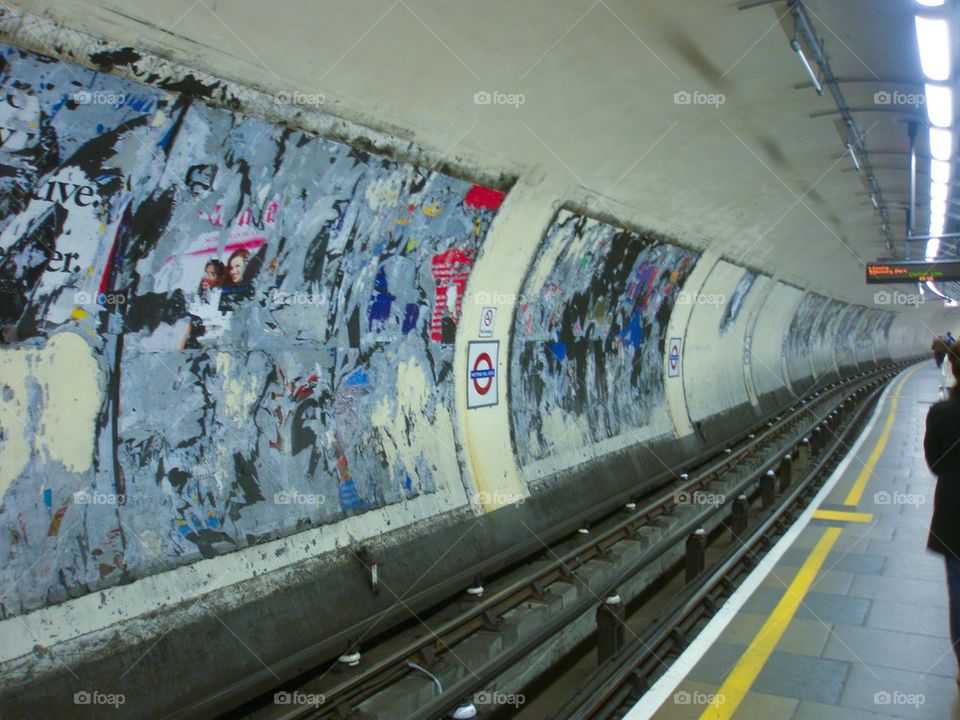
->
811, 509, 873, 523
699, 527, 842, 719
842, 367, 918, 506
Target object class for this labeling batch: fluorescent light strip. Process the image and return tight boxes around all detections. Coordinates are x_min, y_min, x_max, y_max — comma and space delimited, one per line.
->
930, 127, 953, 161
790, 39, 823, 95
926, 83, 953, 127
932, 181, 949, 202
916, 16, 951, 81
931, 159, 952, 184
845, 143, 860, 171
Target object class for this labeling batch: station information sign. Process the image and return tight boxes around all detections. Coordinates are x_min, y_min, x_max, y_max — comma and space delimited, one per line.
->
865, 260, 960, 284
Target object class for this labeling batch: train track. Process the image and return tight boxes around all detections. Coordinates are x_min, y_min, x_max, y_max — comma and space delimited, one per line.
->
179, 360, 916, 720
552, 368, 886, 719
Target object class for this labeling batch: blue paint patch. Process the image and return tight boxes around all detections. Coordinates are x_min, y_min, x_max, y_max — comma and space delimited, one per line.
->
157, 122, 177, 150
43, 488, 52, 510
404, 474, 413, 492
367, 267, 395, 329
339, 480, 364, 511
548, 341, 567, 362
618, 309, 644, 350
402, 303, 419, 334
345, 369, 370, 386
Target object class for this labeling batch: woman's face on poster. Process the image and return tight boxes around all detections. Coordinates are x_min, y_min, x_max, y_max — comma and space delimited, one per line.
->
201, 263, 219, 289
229, 256, 245, 284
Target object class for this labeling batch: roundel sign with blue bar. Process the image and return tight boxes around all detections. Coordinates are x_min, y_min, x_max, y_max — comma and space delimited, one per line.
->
467, 340, 499, 408
668, 337, 682, 378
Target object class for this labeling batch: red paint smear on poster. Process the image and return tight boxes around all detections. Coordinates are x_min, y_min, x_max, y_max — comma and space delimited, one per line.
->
464, 185, 505, 211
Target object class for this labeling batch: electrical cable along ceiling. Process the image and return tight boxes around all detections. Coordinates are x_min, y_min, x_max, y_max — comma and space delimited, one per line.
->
743, 0, 958, 304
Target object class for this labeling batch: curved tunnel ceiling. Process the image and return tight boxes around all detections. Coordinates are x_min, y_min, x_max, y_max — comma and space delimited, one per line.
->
4, 0, 955, 321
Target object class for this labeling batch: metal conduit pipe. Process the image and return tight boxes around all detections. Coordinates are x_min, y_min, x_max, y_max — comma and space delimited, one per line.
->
787, 0, 896, 254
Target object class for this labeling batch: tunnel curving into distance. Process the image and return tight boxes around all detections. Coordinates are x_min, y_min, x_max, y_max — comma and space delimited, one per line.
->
0, 1, 948, 717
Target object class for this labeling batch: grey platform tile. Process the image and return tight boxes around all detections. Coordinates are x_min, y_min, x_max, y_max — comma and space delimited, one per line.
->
760, 566, 855, 598
882, 556, 947, 583
752, 651, 849, 703
848, 574, 948, 609
793, 526, 893, 551
867, 598, 951, 639
777, 548, 885, 576
792, 699, 910, 720
893, 526, 933, 543
867, 538, 939, 561
864, 500, 914, 516
866, 511, 932, 531
822, 624, 955, 678
795, 591, 872, 626
685, 642, 746, 686
811, 569, 856, 596
742, 586, 790, 614
727, 690, 798, 720
839, 663, 960, 720
716, 613, 831, 658
651, 681, 797, 720
742, 587, 871, 626
824, 552, 886, 576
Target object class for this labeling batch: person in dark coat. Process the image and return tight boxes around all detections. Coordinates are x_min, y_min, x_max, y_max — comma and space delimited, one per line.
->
924, 347, 960, 682
933, 335, 949, 369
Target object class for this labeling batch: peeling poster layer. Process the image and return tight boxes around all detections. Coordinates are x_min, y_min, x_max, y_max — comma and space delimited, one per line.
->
0, 42, 504, 616
510, 210, 698, 474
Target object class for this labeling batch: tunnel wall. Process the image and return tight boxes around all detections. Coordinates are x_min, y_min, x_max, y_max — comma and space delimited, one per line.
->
834, 305, 869, 374
0, 27, 928, 713
681, 260, 766, 435
749, 281, 804, 410
888, 312, 930, 361
855, 309, 886, 367
0, 40, 508, 617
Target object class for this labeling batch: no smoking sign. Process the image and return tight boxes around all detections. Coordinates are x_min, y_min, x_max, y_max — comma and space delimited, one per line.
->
479, 306, 496, 338
467, 341, 499, 408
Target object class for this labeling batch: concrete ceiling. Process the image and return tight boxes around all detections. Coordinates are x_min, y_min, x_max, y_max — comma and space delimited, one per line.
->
7, 0, 956, 320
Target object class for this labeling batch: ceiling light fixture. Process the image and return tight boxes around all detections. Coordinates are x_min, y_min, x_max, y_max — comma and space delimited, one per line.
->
931, 158, 952, 184
926, 83, 953, 127
790, 38, 823, 95
932, 181, 949, 202
916, 16, 951, 81
930, 127, 953, 161
845, 142, 861, 171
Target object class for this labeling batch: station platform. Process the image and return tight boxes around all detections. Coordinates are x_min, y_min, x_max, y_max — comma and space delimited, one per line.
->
628, 363, 960, 720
